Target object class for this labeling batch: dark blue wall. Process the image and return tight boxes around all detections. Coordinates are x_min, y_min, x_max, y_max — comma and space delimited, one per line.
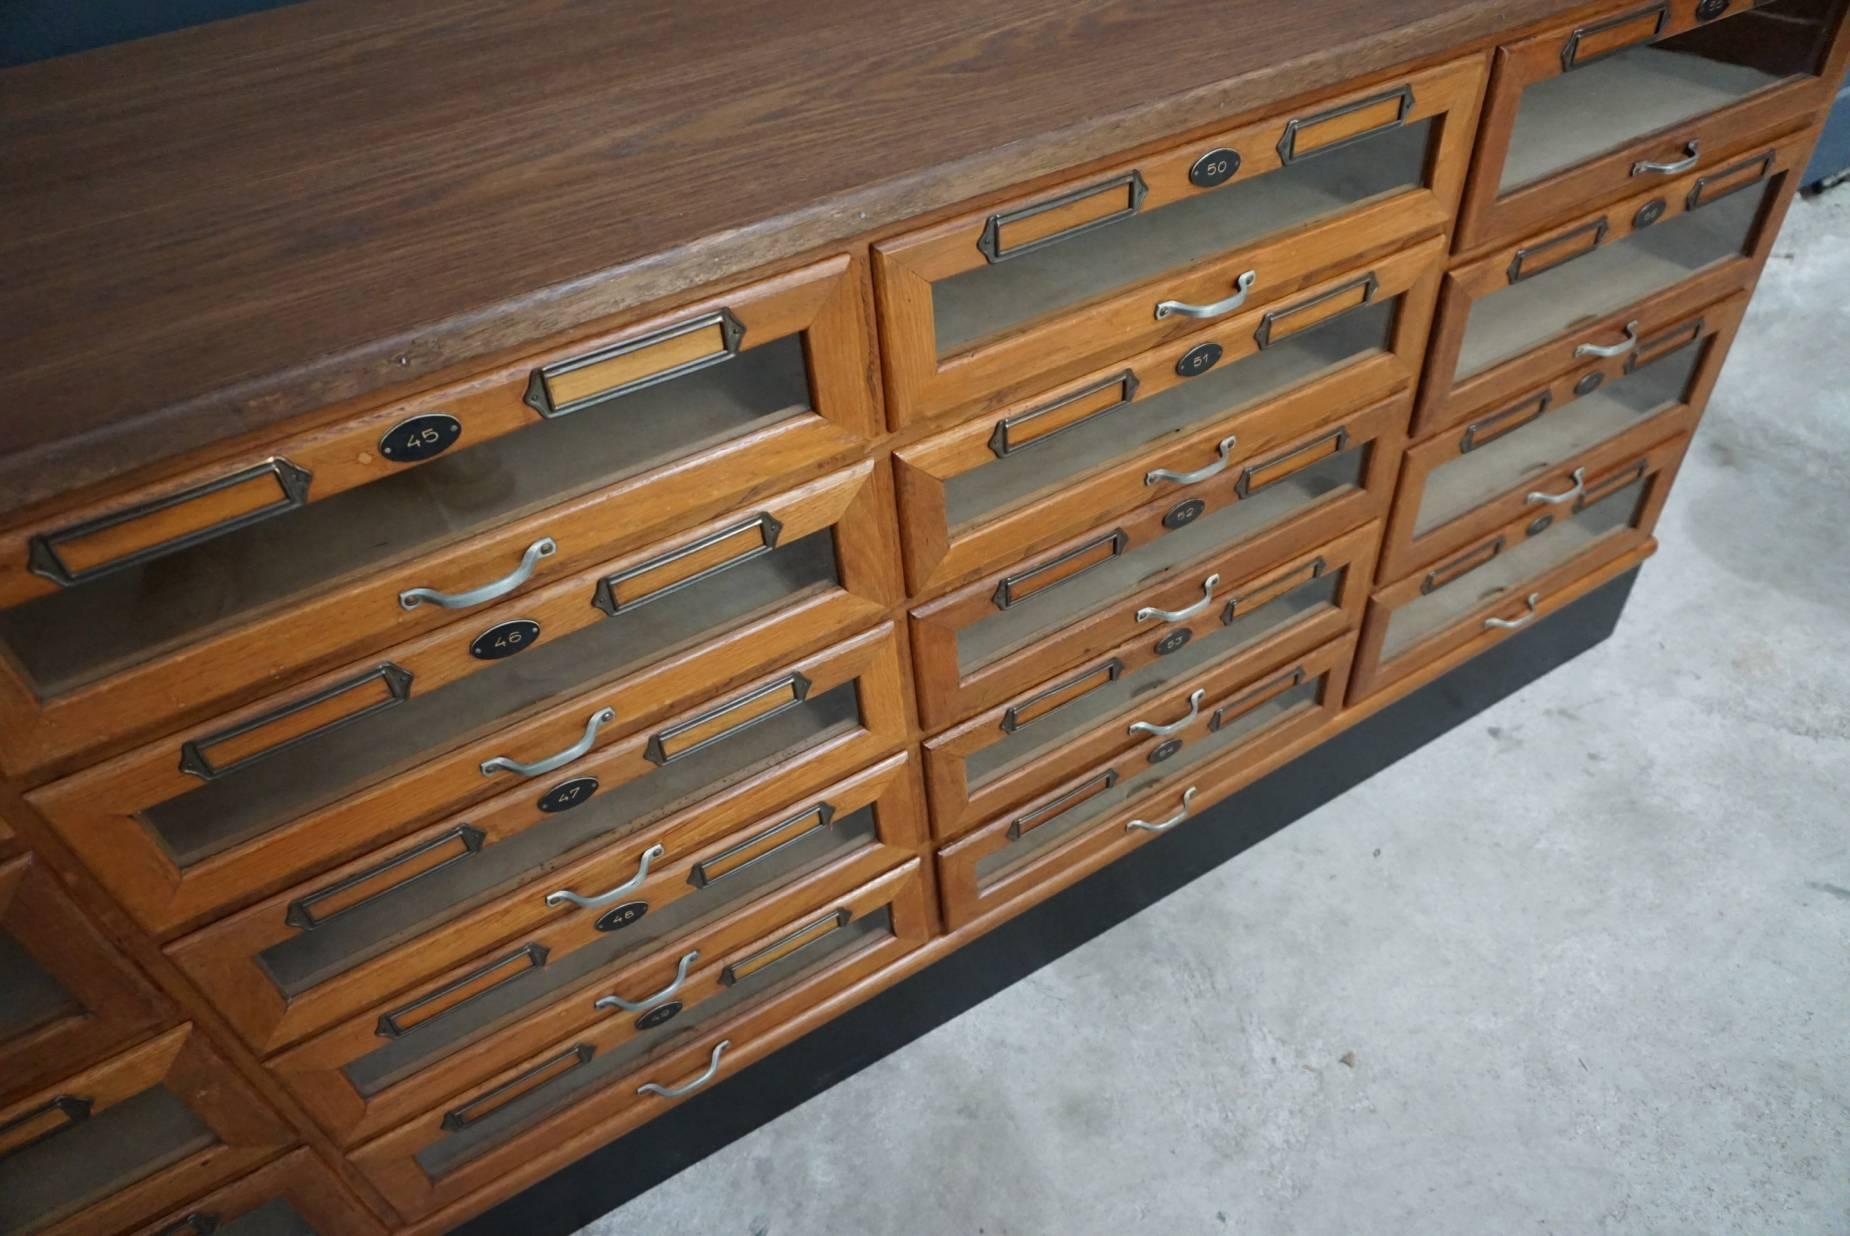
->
0, 0, 306, 67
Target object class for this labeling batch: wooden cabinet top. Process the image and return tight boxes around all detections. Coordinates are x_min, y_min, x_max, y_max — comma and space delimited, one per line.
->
0, 0, 1584, 513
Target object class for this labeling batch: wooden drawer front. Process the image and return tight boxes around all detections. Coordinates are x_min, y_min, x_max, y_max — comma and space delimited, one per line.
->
173, 743, 918, 1071
123, 1149, 386, 1236
1458, 0, 1847, 253
268, 791, 918, 1147
1356, 434, 1689, 700
0, 853, 168, 1106
1384, 295, 1744, 582
923, 524, 1378, 842
34, 532, 905, 941
938, 636, 1354, 931
349, 860, 930, 1220
909, 395, 1406, 730
29, 462, 896, 937
895, 240, 1441, 597
0, 256, 880, 781
0, 1025, 292, 1236
1422, 128, 1808, 431
873, 57, 1482, 425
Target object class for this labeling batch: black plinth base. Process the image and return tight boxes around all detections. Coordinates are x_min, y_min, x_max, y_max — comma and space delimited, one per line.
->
455, 565, 1640, 1236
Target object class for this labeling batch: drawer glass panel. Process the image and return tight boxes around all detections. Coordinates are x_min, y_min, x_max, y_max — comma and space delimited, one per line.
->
0, 336, 811, 698
943, 298, 1396, 528
957, 444, 1365, 672
1502, 0, 1838, 193
0, 933, 75, 1044
973, 676, 1323, 886
257, 684, 864, 998
1384, 475, 1647, 659
337, 806, 880, 1097
1418, 336, 1701, 533
216, 1199, 318, 1236
0, 1087, 214, 1236
414, 906, 895, 1177
932, 120, 1433, 356
139, 527, 840, 869
964, 568, 1341, 786
1456, 184, 1763, 378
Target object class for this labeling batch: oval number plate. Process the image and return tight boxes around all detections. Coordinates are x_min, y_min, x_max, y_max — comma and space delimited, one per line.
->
471, 619, 541, 661
379, 413, 463, 464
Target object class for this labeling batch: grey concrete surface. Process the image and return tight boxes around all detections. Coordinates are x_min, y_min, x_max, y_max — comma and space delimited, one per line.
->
580, 193, 1850, 1236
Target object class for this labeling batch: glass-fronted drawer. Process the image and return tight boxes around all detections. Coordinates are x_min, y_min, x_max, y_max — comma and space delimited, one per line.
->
268, 778, 917, 1146
1355, 434, 1687, 700
0, 1026, 292, 1236
1459, 0, 1848, 251
895, 240, 1440, 597
872, 57, 1483, 424
1383, 295, 1743, 581
923, 524, 1376, 842
909, 396, 1405, 729
0, 853, 167, 1107
348, 860, 930, 1222
938, 637, 1353, 931
0, 256, 881, 781
1422, 130, 1808, 431
122, 1149, 386, 1236
37, 614, 910, 939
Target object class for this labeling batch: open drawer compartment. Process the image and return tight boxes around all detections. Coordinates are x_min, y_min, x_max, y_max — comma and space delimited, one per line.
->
1420, 128, 1809, 434
1383, 294, 1743, 581
347, 859, 931, 1221
1355, 433, 1688, 700
923, 523, 1377, 842
1458, 0, 1849, 253
873, 57, 1482, 425
0, 1025, 292, 1236
895, 239, 1440, 597
937, 636, 1354, 932
908, 396, 1405, 729
122, 1149, 387, 1236
0, 255, 881, 782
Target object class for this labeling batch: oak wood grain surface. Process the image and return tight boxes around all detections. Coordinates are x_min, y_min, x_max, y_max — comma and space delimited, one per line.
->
0, 0, 1597, 516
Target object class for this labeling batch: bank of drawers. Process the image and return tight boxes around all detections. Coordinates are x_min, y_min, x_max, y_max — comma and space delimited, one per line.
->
0, 8, 1838, 1231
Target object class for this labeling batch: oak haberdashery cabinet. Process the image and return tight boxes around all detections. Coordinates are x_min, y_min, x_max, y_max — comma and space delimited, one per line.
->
0, 0, 1843, 1230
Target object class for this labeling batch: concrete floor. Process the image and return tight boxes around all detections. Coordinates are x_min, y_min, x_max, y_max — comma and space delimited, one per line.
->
582, 192, 1850, 1236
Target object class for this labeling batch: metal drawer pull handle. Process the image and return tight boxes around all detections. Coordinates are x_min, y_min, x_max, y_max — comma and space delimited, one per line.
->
1146, 437, 1237, 487
595, 949, 699, 1013
1632, 140, 1699, 176
637, 1039, 731, 1098
1128, 688, 1206, 738
480, 707, 614, 777
400, 537, 557, 610
546, 844, 665, 910
1127, 786, 1198, 833
1155, 269, 1257, 321
1525, 467, 1586, 506
1573, 320, 1638, 359
1484, 593, 1542, 630
1138, 573, 1220, 624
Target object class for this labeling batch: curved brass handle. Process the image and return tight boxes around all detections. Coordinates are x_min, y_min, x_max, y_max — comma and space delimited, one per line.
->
1155, 269, 1257, 321
1146, 436, 1238, 487
1524, 467, 1586, 506
399, 537, 557, 610
480, 707, 614, 777
637, 1039, 730, 1098
546, 844, 665, 910
594, 950, 699, 1013
1484, 593, 1542, 630
1574, 321, 1638, 359
1632, 140, 1699, 176
1137, 573, 1220, 624
1126, 786, 1198, 833
1128, 688, 1205, 738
